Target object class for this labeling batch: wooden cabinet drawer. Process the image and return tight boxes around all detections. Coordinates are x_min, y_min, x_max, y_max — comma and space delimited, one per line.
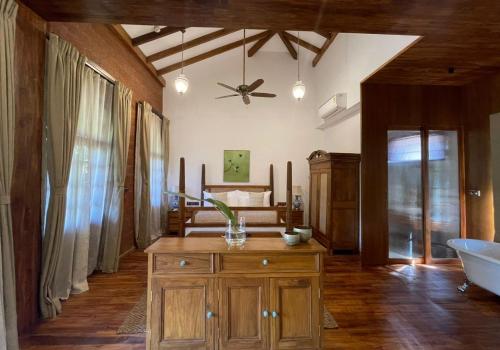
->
218, 253, 319, 273
153, 253, 213, 274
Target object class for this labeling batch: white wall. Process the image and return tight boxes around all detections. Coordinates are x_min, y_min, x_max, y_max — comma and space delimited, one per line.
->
164, 50, 322, 211
163, 33, 418, 219
313, 33, 418, 152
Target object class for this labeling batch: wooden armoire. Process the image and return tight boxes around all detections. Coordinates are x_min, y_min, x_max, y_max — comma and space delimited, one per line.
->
308, 150, 361, 254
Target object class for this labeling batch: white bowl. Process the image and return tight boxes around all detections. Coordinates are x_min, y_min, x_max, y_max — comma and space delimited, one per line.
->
294, 226, 312, 242
283, 232, 301, 246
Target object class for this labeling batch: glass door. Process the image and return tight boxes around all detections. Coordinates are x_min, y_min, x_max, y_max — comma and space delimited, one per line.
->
428, 130, 461, 258
387, 130, 424, 259
387, 129, 462, 263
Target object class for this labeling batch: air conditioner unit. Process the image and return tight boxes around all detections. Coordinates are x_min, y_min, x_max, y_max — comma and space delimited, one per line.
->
318, 93, 347, 120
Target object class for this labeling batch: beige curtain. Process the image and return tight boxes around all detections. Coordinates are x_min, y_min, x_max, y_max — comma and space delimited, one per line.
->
40, 34, 86, 319
135, 102, 153, 248
100, 82, 132, 272
160, 118, 170, 231
0, 0, 19, 348
51, 67, 114, 299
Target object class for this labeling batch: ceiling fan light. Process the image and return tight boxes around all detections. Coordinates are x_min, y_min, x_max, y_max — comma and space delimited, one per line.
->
292, 80, 306, 100
174, 73, 189, 95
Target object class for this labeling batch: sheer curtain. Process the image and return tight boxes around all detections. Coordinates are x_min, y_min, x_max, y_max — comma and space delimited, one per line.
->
150, 114, 164, 238
51, 68, 114, 299
135, 103, 167, 248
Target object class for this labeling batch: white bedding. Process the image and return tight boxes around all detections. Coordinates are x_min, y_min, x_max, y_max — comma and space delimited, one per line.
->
185, 225, 286, 236
185, 215, 285, 236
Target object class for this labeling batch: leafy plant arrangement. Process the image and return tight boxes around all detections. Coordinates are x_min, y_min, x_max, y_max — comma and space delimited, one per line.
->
168, 191, 237, 228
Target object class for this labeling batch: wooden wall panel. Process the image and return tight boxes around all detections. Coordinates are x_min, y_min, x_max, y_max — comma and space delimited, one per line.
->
48, 22, 164, 254
361, 84, 463, 265
462, 74, 500, 242
13, 4, 46, 334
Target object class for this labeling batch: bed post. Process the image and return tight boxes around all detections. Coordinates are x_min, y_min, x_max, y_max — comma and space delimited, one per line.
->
201, 163, 206, 207
285, 161, 293, 233
179, 157, 186, 237
269, 164, 274, 206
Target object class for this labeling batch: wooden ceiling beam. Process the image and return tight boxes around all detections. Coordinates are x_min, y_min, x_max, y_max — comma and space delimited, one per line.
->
157, 30, 270, 75
147, 28, 238, 63
278, 31, 297, 59
132, 26, 185, 46
282, 31, 321, 54
312, 32, 338, 67
247, 30, 275, 57
109, 25, 166, 86
315, 31, 332, 40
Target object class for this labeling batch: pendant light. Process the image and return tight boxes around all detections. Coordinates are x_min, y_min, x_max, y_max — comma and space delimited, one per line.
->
292, 31, 306, 100
174, 31, 189, 95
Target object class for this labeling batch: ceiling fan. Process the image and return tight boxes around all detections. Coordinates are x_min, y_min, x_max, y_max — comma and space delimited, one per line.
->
216, 29, 277, 105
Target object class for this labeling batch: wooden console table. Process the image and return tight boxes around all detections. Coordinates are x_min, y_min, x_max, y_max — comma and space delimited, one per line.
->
145, 237, 326, 350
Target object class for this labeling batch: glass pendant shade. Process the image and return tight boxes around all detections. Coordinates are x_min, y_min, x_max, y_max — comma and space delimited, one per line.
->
174, 73, 189, 95
292, 80, 306, 100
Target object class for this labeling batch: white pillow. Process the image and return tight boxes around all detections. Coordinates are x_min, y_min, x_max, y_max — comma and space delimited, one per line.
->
226, 190, 239, 207
263, 191, 272, 207
236, 190, 272, 207
236, 190, 250, 206
247, 192, 265, 207
203, 191, 225, 207
203, 190, 238, 207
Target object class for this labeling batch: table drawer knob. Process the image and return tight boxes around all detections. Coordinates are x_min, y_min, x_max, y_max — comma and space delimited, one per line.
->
272, 311, 279, 318
179, 260, 187, 267
262, 310, 269, 318
207, 311, 214, 319
262, 259, 269, 266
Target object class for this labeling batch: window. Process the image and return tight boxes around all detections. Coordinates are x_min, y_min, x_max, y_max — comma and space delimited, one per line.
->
43, 70, 114, 296
149, 113, 165, 238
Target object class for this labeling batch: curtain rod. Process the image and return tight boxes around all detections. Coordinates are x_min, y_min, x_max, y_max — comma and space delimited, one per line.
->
86, 59, 116, 85
138, 101, 166, 120
45, 34, 116, 85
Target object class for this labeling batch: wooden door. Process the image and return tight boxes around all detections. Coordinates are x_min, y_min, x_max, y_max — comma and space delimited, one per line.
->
218, 277, 269, 350
331, 162, 359, 251
149, 277, 216, 350
309, 169, 331, 250
269, 277, 320, 350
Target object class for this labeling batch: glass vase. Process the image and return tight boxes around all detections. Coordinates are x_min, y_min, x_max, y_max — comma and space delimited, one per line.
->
225, 218, 246, 247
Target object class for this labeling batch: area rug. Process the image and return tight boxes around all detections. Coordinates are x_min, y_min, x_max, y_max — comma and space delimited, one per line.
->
118, 293, 338, 334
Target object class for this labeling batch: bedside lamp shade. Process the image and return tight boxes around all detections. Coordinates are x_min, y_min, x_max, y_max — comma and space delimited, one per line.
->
292, 185, 303, 196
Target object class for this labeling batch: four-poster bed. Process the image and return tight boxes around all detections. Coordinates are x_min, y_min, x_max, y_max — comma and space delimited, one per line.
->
177, 157, 294, 237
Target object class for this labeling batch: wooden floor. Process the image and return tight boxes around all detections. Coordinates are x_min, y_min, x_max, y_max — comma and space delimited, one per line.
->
20, 251, 500, 349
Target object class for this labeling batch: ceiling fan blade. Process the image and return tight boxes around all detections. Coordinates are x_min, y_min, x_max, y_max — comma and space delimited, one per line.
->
243, 95, 251, 105
215, 94, 239, 99
247, 79, 264, 92
217, 82, 239, 93
250, 92, 277, 98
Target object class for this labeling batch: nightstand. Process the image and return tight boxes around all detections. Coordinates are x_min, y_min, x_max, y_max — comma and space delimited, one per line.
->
291, 209, 304, 227
167, 210, 180, 236
279, 208, 304, 227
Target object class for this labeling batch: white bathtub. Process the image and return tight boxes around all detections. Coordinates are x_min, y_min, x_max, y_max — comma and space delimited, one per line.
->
447, 239, 500, 296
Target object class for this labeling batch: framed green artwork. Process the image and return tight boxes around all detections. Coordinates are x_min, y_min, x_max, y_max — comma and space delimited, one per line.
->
223, 150, 250, 182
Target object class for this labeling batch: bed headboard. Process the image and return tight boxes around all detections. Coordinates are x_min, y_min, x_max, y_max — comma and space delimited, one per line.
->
200, 163, 274, 206
178, 158, 292, 236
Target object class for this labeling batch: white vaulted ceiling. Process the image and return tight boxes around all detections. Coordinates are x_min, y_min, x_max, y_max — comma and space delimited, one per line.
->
121, 25, 331, 76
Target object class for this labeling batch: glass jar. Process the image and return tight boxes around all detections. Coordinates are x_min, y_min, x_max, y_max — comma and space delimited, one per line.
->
225, 217, 246, 247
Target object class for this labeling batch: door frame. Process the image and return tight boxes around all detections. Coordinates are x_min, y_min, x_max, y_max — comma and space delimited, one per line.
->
386, 126, 465, 265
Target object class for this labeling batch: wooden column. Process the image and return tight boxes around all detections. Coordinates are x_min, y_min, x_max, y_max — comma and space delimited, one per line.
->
286, 161, 293, 233
269, 164, 274, 206
179, 157, 186, 237
201, 164, 206, 206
